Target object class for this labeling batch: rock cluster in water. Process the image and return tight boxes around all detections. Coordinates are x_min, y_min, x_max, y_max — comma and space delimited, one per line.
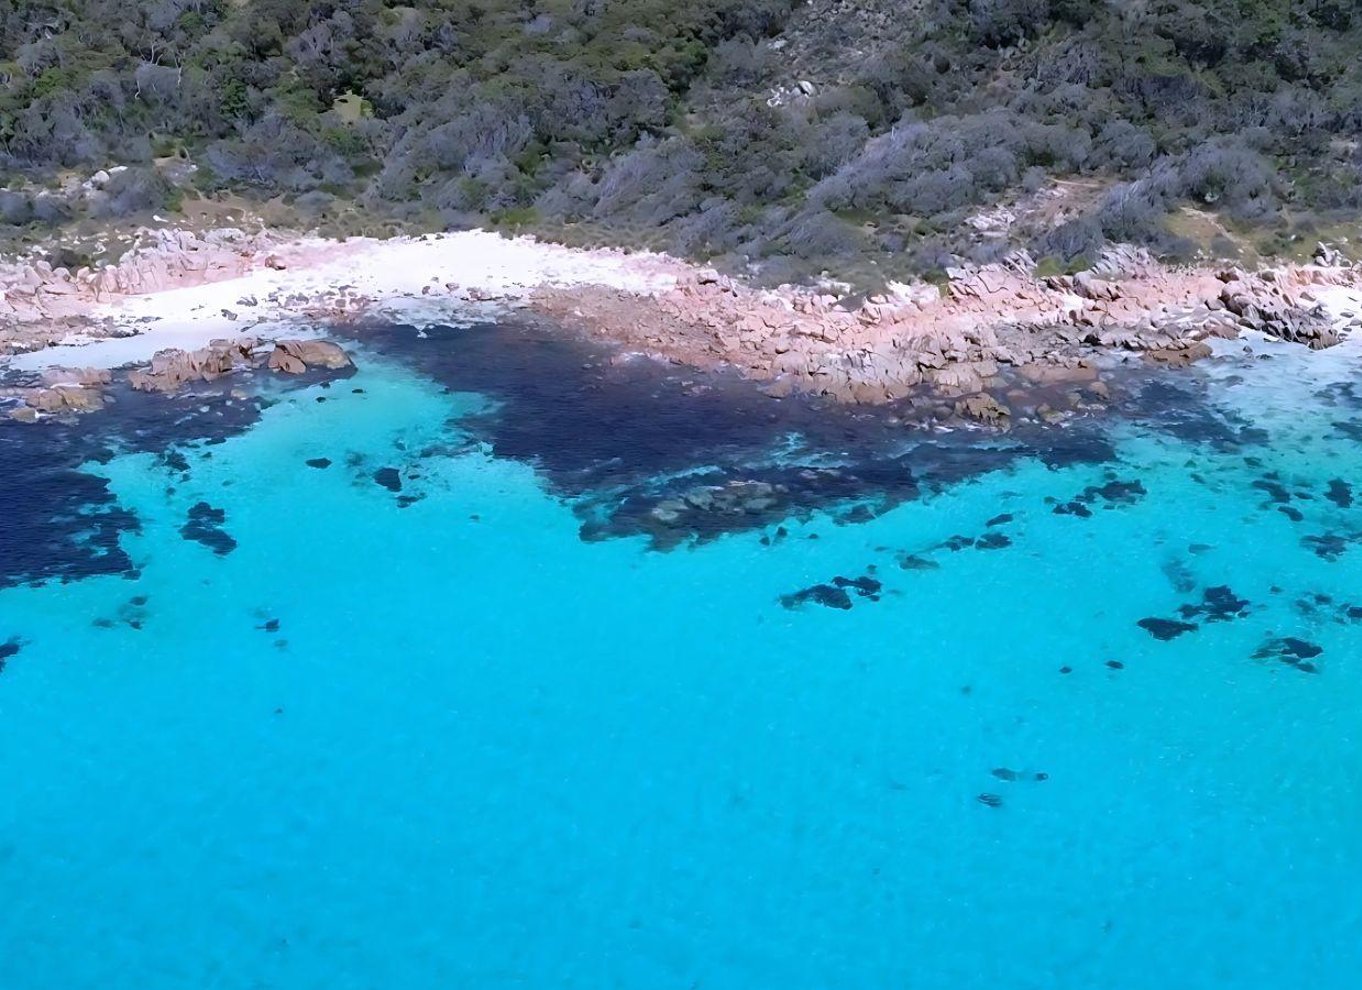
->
2, 337, 354, 423
127, 337, 351, 393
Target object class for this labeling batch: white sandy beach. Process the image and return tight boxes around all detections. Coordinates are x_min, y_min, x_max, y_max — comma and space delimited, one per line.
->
5, 230, 685, 373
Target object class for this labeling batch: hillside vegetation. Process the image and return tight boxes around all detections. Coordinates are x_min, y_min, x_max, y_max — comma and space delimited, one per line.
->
3, 0, 1361, 280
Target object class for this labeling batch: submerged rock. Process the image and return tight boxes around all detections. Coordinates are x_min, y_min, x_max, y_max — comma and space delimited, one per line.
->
1137, 617, 1198, 640
1177, 585, 1251, 622
0, 636, 21, 673
781, 570, 882, 611
373, 467, 402, 492
179, 500, 237, 555
1253, 636, 1323, 673
1325, 479, 1353, 509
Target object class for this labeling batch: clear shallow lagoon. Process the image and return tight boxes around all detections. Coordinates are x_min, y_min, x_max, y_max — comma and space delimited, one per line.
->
2, 323, 1360, 988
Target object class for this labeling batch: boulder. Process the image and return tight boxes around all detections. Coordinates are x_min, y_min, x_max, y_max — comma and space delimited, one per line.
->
954, 393, 1011, 426
22, 385, 104, 414
1073, 271, 1121, 301
267, 347, 307, 374
52, 385, 105, 412
274, 338, 353, 370
1145, 341, 1213, 367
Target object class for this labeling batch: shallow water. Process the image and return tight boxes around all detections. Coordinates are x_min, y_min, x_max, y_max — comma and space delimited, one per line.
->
2, 323, 1360, 989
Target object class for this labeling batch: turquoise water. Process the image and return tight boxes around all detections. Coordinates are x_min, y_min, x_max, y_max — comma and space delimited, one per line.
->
2, 325, 1360, 988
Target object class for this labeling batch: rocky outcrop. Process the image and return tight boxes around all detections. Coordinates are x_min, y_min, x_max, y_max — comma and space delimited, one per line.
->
127, 339, 259, 392
1217, 273, 1340, 349
0, 228, 300, 358
125, 336, 352, 393
268, 338, 353, 372
0, 229, 276, 325
2, 367, 112, 420
533, 245, 1360, 408
4, 335, 354, 422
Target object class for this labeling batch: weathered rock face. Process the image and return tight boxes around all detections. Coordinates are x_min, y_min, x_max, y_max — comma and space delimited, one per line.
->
4, 336, 356, 423
1218, 277, 1340, 349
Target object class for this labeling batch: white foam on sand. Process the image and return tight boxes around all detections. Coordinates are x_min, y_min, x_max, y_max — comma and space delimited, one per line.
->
7, 230, 681, 372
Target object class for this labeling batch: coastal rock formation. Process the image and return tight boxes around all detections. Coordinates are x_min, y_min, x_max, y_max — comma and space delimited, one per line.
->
2, 367, 112, 420
0, 229, 277, 335
4, 226, 1359, 426
534, 246, 1360, 407
268, 339, 353, 373
126, 337, 352, 393
128, 339, 260, 392
0, 337, 355, 421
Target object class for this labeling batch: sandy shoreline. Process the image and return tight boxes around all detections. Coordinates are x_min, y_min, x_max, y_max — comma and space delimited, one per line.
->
3, 226, 1361, 425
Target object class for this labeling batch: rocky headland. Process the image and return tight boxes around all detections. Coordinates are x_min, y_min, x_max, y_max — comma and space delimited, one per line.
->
2, 226, 1359, 427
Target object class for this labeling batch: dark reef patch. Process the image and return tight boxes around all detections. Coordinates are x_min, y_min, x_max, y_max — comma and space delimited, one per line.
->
897, 553, 940, 571
306, 457, 332, 469
159, 449, 191, 475
1291, 594, 1362, 625
0, 636, 20, 674
1049, 474, 1146, 518
1325, 479, 1353, 509
1252, 477, 1292, 504
1052, 500, 1093, 518
989, 767, 1047, 782
180, 501, 237, 556
1161, 558, 1196, 594
1253, 637, 1323, 673
781, 571, 882, 611
1302, 532, 1360, 562
1123, 378, 1268, 450
330, 319, 1140, 548
1138, 617, 1198, 640
373, 467, 403, 492
0, 378, 282, 588
1177, 585, 1251, 623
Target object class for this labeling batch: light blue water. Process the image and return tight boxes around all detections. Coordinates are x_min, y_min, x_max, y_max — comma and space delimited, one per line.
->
2, 335, 1360, 988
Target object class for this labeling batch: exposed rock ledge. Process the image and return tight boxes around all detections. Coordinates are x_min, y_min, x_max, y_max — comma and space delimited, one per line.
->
3, 338, 353, 422
532, 245, 1360, 411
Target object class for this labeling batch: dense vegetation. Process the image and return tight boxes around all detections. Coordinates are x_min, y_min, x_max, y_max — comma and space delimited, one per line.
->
3, 0, 1361, 278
